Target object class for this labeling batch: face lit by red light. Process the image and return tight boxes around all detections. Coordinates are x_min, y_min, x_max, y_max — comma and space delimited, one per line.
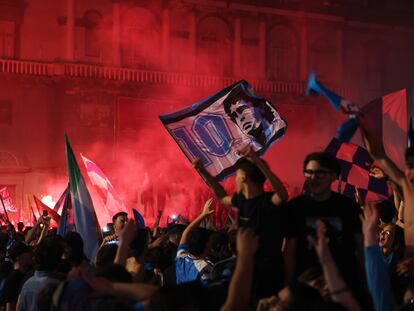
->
304, 160, 336, 197
113, 214, 128, 234
235, 169, 247, 193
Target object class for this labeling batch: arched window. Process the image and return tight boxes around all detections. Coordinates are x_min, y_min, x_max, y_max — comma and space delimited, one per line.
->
267, 25, 298, 81
308, 27, 337, 83
121, 8, 161, 69
0, 20, 15, 58
196, 16, 232, 76
364, 40, 387, 91
84, 10, 102, 58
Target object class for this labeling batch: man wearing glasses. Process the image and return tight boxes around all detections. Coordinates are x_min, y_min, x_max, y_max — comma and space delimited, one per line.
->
284, 152, 362, 290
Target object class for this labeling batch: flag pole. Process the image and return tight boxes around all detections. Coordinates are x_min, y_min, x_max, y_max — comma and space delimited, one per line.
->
0, 194, 10, 223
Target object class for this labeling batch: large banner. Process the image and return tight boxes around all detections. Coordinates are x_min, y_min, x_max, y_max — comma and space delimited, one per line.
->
159, 80, 287, 180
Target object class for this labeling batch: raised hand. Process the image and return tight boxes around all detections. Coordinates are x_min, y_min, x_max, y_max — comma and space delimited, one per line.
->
202, 198, 215, 216
360, 203, 379, 246
308, 220, 331, 264
354, 186, 363, 207
369, 166, 387, 180
119, 219, 137, 245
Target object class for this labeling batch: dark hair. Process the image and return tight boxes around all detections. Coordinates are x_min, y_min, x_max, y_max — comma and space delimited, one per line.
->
143, 243, 177, 271
167, 224, 186, 236
304, 152, 341, 177
208, 231, 230, 262
8, 241, 32, 262
112, 212, 128, 223
34, 236, 64, 271
377, 199, 397, 223
187, 228, 211, 257
298, 266, 323, 283
236, 158, 266, 186
17, 222, 24, 231
63, 231, 85, 265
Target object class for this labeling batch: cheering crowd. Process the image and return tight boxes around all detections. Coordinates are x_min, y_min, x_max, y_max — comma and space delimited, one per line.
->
0, 118, 412, 311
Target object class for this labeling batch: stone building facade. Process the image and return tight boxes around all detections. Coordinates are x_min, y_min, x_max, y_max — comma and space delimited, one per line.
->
0, 0, 413, 223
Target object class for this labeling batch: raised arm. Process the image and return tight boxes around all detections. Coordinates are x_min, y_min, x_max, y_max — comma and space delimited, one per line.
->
179, 198, 214, 245
360, 120, 414, 253
114, 219, 137, 266
152, 210, 163, 238
245, 149, 288, 205
361, 204, 395, 311
192, 160, 232, 205
309, 220, 361, 311
221, 228, 258, 311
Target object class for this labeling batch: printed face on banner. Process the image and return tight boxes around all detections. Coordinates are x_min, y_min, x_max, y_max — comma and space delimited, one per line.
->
160, 81, 287, 180
224, 97, 284, 148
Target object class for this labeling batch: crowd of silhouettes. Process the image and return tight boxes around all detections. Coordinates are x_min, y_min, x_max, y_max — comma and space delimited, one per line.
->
0, 116, 413, 311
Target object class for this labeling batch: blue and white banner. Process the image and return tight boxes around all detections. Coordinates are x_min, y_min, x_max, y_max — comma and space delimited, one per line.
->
159, 80, 287, 180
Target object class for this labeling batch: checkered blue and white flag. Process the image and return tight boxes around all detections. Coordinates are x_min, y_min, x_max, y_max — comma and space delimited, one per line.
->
159, 80, 288, 180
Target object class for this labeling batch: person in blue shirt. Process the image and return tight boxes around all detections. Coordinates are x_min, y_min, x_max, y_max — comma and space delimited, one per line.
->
175, 199, 214, 285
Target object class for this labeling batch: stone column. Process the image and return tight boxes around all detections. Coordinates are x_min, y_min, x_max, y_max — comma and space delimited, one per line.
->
299, 19, 308, 81
258, 20, 266, 79
161, 8, 170, 70
65, 0, 75, 61
233, 18, 241, 76
112, 1, 121, 66
336, 25, 344, 83
189, 11, 196, 72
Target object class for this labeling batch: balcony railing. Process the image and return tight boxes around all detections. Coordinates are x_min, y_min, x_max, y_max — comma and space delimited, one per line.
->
0, 58, 354, 97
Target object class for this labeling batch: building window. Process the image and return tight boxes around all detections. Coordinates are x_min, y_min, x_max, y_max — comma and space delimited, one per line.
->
0, 20, 15, 58
267, 26, 298, 81
197, 16, 232, 76
121, 7, 161, 70
84, 11, 102, 58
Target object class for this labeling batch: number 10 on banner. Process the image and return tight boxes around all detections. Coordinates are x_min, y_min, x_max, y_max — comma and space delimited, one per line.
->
170, 114, 234, 167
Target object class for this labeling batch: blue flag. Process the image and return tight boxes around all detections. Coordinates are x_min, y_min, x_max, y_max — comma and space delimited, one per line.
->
65, 135, 101, 260
132, 208, 145, 229
159, 80, 287, 180
57, 186, 71, 237
306, 72, 359, 142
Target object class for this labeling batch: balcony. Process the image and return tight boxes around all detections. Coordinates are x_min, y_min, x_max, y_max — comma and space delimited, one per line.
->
0, 58, 354, 98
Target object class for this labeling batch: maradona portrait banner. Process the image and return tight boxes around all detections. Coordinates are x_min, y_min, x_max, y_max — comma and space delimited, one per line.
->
159, 80, 287, 180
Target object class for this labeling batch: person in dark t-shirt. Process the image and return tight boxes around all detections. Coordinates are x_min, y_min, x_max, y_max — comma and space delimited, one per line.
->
193, 147, 288, 298
284, 152, 362, 290
3, 242, 32, 310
